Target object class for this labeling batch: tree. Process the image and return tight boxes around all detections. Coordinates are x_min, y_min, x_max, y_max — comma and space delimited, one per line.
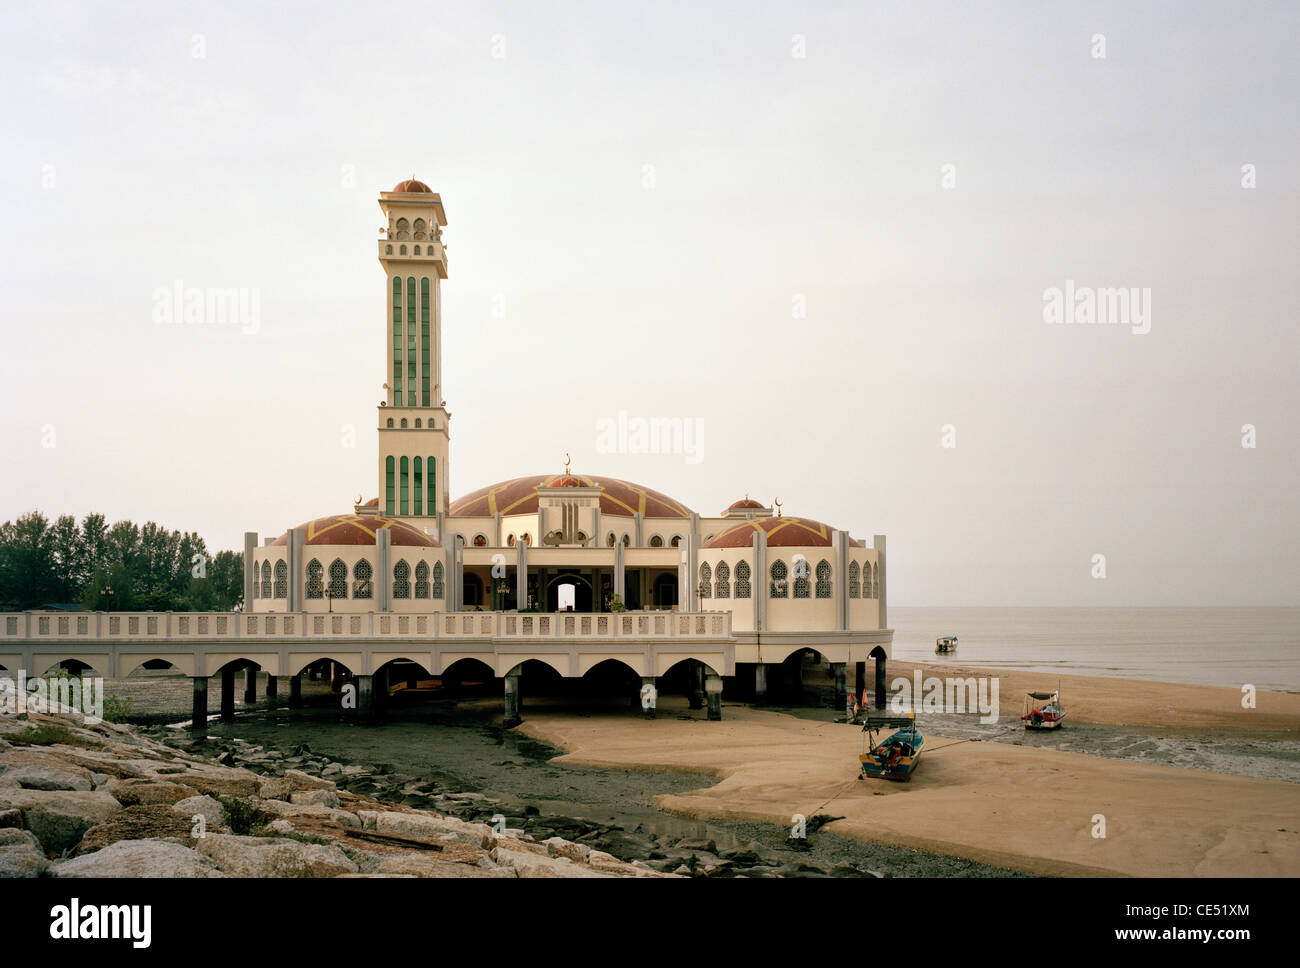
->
49, 514, 83, 603
0, 512, 57, 608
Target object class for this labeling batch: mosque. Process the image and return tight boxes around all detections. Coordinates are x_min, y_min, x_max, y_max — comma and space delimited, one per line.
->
238, 178, 895, 720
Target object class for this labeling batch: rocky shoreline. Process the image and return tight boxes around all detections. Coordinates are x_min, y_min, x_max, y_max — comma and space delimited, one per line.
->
0, 705, 678, 878
0, 704, 891, 878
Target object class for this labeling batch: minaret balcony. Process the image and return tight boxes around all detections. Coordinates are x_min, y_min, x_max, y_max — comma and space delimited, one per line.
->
379, 240, 448, 278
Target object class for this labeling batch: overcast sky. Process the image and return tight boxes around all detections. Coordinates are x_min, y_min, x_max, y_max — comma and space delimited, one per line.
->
1, 1, 1296, 605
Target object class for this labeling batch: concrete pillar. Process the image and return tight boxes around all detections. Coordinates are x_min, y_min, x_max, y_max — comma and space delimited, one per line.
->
191, 677, 208, 732
243, 533, 258, 610
754, 662, 768, 700
374, 666, 387, 718
265, 674, 279, 707
688, 660, 704, 709
220, 667, 235, 721
244, 667, 257, 705
288, 675, 302, 708
873, 535, 887, 629
640, 676, 657, 719
705, 673, 723, 721
356, 675, 373, 720
855, 661, 866, 705
832, 662, 847, 715
504, 673, 521, 728
875, 653, 887, 710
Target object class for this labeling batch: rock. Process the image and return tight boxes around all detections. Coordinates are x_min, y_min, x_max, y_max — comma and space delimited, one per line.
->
195, 833, 359, 878
377, 854, 515, 878
257, 777, 294, 800
0, 765, 94, 792
329, 810, 361, 828
490, 846, 610, 878
321, 763, 342, 777
266, 820, 295, 835
171, 795, 225, 829
0, 828, 42, 850
493, 836, 547, 856
290, 789, 340, 809
674, 837, 717, 853
54, 839, 227, 878
283, 769, 335, 791
2, 790, 123, 854
586, 849, 673, 877
173, 767, 260, 798
258, 800, 334, 819
0, 808, 23, 829
372, 812, 494, 850
76, 805, 197, 855
0, 843, 50, 877
106, 777, 200, 806
543, 837, 591, 863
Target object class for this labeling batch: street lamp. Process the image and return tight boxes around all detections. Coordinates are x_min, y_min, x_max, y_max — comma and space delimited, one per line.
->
326, 588, 335, 613
102, 585, 115, 612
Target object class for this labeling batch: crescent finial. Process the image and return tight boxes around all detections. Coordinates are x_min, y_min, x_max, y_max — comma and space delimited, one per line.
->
774, 497, 782, 518
564, 452, 571, 475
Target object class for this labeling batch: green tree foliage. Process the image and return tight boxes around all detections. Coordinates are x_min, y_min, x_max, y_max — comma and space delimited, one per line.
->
0, 511, 243, 612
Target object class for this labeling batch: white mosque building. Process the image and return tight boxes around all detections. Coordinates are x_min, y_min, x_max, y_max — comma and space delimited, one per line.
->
237, 177, 894, 721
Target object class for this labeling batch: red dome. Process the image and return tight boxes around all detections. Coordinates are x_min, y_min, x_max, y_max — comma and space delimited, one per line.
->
702, 516, 846, 549
392, 178, 432, 193
452, 474, 692, 519
728, 497, 766, 510
547, 475, 593, 488
272, 514, 440, 548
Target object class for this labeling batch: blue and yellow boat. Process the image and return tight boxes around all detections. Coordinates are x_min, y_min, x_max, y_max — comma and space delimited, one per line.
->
859, 713, 925, 782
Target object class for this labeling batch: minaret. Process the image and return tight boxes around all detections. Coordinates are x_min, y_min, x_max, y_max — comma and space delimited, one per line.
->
377, 177, 450, 525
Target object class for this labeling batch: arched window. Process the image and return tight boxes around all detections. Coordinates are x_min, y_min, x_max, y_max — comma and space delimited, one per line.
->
426, 456, 436, 515
848, 561, 861, 599
413, 218, 427, 240
400, 418, 408, 428
770, 560, 788, 598
793, 558, 811, 599
420, 278, 431, 407
414, 245, 421, 255
306, 559, 323, 599
698, 562, 712, 599
815, 559, 832, 599
473, 534, 487, 547
385, 244, 392, 255
649, 535, 663, 547
607, 533, 616, 547
414, 560, 430, 599
523, 533, 531, 546
872, 562, 879, 599
393, 560, 411, 599
395, 217, 410, 240
415, 418, 422, 428
399, 244, 407, 255
715, 560, 731, 599
328, 559, 348, 600
385, 456, 396, 515
386, 418, 394, 428
274, 560, 288, 599
576, 531, 587, 543
400, 456, 409, 515
413, 457, 423, 516
735, 560, 752, 599
507, 534, 516, 547
622, 534, 630, 547
406, 278, 416, 405
260, 561, 272, 599
431, 561, 445, 599
252, 565, 260, 599
670, 536, 681, 547
354, 559, 373, 599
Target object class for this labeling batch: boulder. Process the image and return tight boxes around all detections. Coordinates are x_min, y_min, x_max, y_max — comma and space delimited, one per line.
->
283, 769, 336, 791
76, 805, 197, 855
196, 833, 359, 878
54, 839, 227, 878
2, 790, 123, 854
372, 812, 494, 850
0, 765, 94, 792
377, 854, 516, 878
0, 843, 49, 877
257, 777, 294, 800
171, 795, 225, 830
543, 837, 591, 863
490, 845, 610, 878
106, 777, 200, 806
172, 767, 260, 798
290, 789, 340, 809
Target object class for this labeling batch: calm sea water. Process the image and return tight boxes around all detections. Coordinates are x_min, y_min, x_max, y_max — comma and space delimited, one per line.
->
889, 607, 1300, 693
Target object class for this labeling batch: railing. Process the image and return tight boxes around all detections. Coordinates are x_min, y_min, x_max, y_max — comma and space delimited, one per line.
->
0, 610, 732, 643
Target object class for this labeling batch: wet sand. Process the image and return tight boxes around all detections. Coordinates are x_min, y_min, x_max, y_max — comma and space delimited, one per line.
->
518, 691, 1300, 878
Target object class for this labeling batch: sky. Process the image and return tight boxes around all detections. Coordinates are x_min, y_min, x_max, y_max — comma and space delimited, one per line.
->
1, 1, 1296, 606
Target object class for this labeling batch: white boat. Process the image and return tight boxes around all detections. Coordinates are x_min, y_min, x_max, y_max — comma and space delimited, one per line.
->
935, 635, 957, 654
1021, 688, 1066, 730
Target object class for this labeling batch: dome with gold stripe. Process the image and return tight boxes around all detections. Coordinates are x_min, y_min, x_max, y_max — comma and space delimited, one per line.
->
451, 474, 692, 519
272, 514, 440, 547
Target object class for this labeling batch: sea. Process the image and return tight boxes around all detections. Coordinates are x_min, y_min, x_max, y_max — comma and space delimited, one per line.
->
889, 607, 1300, 693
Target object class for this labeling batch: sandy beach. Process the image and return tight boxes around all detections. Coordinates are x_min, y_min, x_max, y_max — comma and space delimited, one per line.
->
518, 667, 1300, 877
